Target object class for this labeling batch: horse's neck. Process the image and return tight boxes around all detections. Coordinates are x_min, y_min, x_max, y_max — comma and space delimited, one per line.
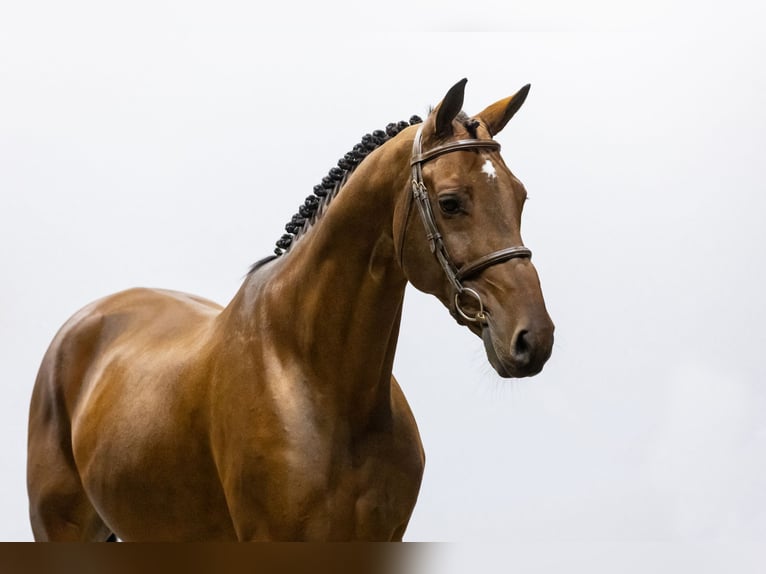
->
221, 137, 411, 420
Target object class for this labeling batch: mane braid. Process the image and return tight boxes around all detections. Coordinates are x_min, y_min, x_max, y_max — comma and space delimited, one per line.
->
249, 114, 423, 274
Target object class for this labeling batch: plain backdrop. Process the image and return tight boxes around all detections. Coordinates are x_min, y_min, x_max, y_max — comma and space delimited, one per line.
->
1, 1, 764, 569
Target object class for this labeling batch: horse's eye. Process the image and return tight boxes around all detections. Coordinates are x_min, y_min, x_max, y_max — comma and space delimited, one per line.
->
438, 195, 462, 215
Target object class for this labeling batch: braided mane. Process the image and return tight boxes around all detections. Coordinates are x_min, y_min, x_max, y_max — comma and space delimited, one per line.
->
249, 114, 423, 274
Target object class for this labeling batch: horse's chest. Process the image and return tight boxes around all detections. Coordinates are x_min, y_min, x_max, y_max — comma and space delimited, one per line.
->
214, 381, 425, 540
275, 435, 423, 540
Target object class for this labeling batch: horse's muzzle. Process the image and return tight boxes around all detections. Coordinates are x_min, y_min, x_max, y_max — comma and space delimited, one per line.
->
482, 320, 554, 379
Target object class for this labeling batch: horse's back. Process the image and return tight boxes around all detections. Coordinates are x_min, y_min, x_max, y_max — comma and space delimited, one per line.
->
31, 287, 221, 419
27, 287, 229, 541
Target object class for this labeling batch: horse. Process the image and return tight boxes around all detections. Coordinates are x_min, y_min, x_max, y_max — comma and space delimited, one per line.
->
27, 79, 554, 541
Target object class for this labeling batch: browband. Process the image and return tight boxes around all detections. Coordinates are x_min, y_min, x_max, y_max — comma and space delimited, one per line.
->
411, 139, 501, 165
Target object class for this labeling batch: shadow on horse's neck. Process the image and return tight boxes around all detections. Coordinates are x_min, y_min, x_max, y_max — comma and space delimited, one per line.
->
218, 133, 413, 417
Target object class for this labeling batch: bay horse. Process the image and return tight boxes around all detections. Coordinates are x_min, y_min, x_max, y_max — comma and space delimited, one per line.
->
27, 79, 554, 541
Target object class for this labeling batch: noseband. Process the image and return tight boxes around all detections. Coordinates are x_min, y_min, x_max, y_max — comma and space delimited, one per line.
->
408, 126, 532, 324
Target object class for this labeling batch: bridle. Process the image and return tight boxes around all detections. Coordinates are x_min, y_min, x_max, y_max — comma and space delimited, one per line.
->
405, 125, 532, 324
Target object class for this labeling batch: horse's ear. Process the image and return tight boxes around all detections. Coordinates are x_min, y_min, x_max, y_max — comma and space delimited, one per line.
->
434, 78, 468, 138
476, 84, 531, 137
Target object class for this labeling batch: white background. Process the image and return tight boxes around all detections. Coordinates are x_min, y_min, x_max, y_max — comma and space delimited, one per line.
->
1, 0, 764, 565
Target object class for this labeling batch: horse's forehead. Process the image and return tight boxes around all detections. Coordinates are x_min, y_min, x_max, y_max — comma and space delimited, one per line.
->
439, 150, 514, 185
460, 153, 526, 202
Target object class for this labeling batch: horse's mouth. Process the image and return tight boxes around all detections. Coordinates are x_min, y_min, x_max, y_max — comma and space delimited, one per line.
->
454, 311, 516, 378
482, 326, 513, 378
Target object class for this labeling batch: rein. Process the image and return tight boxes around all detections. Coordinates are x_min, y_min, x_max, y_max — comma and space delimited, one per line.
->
408, 126, 532, 324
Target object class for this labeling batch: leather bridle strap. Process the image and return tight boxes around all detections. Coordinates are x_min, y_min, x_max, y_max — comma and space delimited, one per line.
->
408, 125, 532, 323
455, 246, 532, 282
411, 138, 501, 164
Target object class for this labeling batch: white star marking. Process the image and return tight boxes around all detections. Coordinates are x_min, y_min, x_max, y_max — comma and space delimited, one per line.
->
481, 158, 497, 181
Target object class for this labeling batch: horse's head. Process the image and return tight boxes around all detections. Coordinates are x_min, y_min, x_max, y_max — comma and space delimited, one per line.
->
396, 79, 554, 378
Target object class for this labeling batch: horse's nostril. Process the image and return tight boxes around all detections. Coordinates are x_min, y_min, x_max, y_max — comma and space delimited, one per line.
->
512, 329, 532, 363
